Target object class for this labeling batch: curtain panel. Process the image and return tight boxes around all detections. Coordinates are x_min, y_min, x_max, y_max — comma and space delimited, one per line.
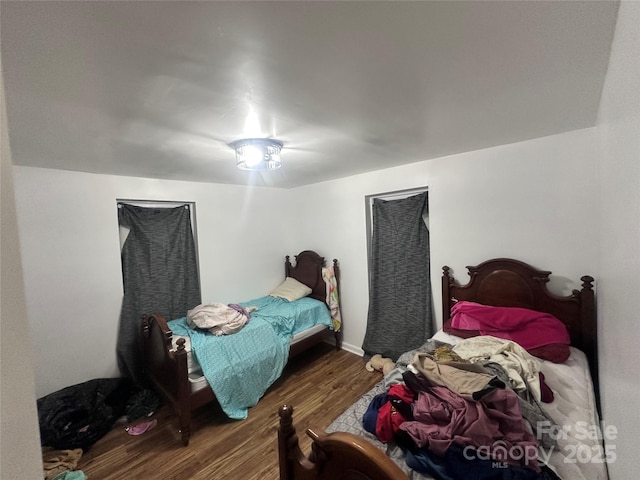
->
362, 192, 433, 360
116, 204, 201, 385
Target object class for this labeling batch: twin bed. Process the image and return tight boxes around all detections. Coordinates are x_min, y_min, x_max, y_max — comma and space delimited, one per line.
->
279, 258, 607, 480
140, 250, 340, 446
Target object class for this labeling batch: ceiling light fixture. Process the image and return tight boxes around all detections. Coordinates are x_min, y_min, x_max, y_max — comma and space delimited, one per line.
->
230, 137, 283, 171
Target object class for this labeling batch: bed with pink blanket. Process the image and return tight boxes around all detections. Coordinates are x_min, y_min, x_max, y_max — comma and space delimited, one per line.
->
278, 258, 607, 480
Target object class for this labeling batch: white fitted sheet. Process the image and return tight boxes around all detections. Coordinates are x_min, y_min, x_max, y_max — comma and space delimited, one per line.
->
537, 346, 609, 480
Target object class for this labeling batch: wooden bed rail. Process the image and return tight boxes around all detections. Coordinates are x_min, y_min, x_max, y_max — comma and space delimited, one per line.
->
278, 405, 408, 480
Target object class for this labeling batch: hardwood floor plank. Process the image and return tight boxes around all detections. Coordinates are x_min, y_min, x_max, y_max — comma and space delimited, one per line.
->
76, 344, 381, 479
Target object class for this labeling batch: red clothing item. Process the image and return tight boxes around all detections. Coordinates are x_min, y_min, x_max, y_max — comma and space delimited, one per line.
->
375, 384, 414, 443
388, 383, 414, 403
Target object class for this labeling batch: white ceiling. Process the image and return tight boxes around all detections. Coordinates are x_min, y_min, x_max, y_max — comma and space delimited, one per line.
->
1, 1, 619, 188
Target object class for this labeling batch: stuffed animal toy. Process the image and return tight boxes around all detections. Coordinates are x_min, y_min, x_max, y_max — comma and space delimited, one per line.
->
365, 354, 395, 376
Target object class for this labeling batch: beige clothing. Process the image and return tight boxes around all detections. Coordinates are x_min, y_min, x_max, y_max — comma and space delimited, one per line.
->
42, 447, 82, 480
452, 335, 542, 401
411, 352, 499, 399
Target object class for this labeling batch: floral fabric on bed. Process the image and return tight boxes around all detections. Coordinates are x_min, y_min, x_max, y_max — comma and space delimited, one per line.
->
322, 266, 342, 332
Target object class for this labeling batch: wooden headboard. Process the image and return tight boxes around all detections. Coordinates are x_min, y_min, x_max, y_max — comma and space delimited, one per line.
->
285, 250, 339, 304
441, 258, 598, 412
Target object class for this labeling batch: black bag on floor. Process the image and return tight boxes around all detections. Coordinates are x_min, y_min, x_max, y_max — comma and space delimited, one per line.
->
37, 378, 133, 451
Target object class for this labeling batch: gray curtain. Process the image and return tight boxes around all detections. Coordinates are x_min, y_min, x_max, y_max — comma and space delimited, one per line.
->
362, 192, 433, 360
116, 204, 201, 385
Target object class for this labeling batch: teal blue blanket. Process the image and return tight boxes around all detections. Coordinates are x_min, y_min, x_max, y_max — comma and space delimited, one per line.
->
168, 296, 331, 419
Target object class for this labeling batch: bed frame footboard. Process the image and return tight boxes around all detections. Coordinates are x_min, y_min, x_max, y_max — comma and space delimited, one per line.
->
277, 404, 408, 480
141, 313, 204, 446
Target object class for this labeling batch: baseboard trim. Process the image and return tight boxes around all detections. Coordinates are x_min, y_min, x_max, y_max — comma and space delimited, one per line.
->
322, 338, 364, 357
339, 342, 364, 357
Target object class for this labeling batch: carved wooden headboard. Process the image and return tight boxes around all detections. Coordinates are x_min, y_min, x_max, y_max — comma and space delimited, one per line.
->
441, 258, 598, 412
285, 250, 339, 305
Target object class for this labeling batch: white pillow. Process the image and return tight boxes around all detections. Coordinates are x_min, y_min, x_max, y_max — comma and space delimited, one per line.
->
269, 277, 312, 302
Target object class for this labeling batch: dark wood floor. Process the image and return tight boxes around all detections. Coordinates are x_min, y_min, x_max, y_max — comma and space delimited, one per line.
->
76, 343, 381, 479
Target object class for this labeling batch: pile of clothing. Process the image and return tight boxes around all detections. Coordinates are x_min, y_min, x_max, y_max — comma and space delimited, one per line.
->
363, 341, 561, 480
38, 378, 162, 478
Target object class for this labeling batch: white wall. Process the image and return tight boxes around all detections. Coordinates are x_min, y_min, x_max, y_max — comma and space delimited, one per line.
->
16, 126, 601, 398
289, 128, 600, 355
596, 1, 640, 478
1, 59, 43, 480
13, 167, 293, 398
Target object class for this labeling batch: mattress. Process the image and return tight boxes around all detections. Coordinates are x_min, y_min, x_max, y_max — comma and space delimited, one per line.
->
327, 330, 608, 480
